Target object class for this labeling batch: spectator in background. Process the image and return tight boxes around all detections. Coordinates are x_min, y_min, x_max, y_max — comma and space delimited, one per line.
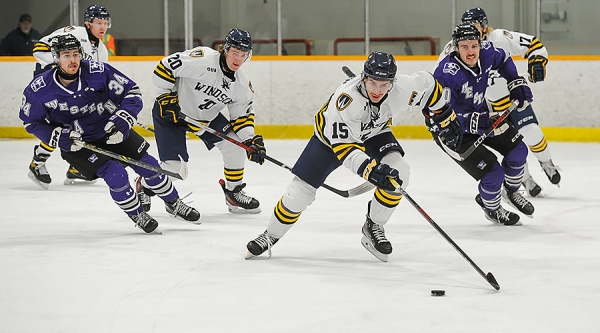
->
102, 32, 116, 55
0, 14, 42, 56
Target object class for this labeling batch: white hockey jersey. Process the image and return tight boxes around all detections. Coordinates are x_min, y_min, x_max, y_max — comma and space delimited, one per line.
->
315, 73, 447, 174
33, 26, 109, 67
436, 28, 548, 111
152, 46, 256, 141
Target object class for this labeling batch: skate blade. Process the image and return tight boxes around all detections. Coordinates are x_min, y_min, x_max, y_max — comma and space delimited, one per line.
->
167, 213, 201, 225
227, 206, 261, 214
245, 251, 257, 259
150, 228, 163, 235
485, 216, 523, 226
28, 172, 49, 190
361, 235, 389, 262
63, 178, 97, 185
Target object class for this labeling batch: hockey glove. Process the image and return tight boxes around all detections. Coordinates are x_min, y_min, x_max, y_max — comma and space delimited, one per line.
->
243, 134, 266, 165
432, 106, 463, 150
156, 92, 181, 123
357, 158, 401, 192
57, 128, 83, 152
104, 110, 136, 144
528, 55, 548, 83
507, 77, 533, 111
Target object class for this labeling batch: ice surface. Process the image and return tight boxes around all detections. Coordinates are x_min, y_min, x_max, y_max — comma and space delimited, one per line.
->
0, 138, 598, 332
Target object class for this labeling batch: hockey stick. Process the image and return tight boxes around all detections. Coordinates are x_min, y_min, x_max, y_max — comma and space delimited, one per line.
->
181, 114, 375, 198
74, 141, 184, 180
440, 100, 519, 161
136, 122, 154, 132
342, 66, 356, 78
389, 178, 500, 290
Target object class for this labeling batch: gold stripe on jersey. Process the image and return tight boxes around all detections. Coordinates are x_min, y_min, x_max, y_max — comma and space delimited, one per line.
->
224, 168, 244, 182
314, 99, 332, 147
153, 62, 175, 83
490, 96, 512, 112
525, 38, 544, 58
332, 142, 365, 162
231, 114, 255, 132
529, 137, 548, 153
274, 198, 302, 225
39, 141, 55, 151
428, 81, 444, 108
374, 187, 403, 208
32, 42, 50, 53
382, 118, 392, 130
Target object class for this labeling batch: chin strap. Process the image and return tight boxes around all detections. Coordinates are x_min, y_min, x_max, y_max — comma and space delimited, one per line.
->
56, 67, 79, 81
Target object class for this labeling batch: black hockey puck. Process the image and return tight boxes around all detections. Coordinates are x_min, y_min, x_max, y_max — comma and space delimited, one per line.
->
431, 290, 445, 297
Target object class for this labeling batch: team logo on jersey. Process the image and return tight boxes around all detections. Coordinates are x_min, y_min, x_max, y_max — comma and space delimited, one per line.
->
30, 76, 46, 92
89, 61, 104, 73
44, 99, 58, 109
503, 30, 514, 39
190, 49, 204, 58
481, 41, 491, 50
222, 78, 231, 90
442, 62, 460, 75
336, 93, 353, 111
63, 26, 76, 32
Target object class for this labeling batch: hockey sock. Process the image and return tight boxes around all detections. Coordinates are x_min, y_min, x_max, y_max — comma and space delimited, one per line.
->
479, 163, 504, 210
97, 160, 141, 215
501, 142, 528, 191
519, 123, 552, 162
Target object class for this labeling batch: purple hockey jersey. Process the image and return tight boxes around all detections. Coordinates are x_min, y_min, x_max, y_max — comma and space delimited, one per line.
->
433, 41, 520, 134
19, 60, 142, 146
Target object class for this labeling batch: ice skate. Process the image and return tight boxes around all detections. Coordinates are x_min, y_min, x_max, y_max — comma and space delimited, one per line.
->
476, 195, 522, 226
63, 165, 97, 185
246, 230, 279, 259
135, 177, 152, 212
165, 196, 201, 223
522, 177, 542, 197
129, 211, 161, 234
28, 145, 51, 189
219, 179, 261, 214
540, 160, 561, 185
502, 187, 535, 217
361, 217, 392, 262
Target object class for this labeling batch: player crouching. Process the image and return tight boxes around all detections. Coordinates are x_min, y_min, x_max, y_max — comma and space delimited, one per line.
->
19, 34, 200, 233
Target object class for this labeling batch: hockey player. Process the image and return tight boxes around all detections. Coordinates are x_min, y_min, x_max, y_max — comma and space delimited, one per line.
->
438, 7, 560, 197
246, 52, 450, 261
27, 4, 112, 189
146, 28, 265, 214
19, 34, 200, 233
429, 23, 535, 226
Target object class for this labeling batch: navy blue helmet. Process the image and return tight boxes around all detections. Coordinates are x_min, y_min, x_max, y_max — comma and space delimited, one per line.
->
224, 28, 252, 52
363, 52, 397, 81
84, 5, 111, 27
461, 7, 488, 29
452, 23, 481, 47
50, 34, 82, 60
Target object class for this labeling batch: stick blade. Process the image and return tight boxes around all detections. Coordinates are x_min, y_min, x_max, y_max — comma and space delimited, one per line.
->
342, 66, 356, 78
486, 272, 500, 290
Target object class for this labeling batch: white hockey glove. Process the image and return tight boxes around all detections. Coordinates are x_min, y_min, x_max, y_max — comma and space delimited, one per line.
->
55, 128, 82, 152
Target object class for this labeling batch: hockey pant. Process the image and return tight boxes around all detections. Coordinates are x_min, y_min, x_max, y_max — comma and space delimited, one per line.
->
265, 151, 410, 239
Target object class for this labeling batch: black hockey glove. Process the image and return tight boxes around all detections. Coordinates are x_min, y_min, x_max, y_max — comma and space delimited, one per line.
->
507, 77, 533, 111
243, 134, 266, 165
56, 128, 82, 152
104, 110, 136, 144
156, 92, 181, 123
357, 158, 401, 192
528, 55, 548, 83
432, 106, 463, 150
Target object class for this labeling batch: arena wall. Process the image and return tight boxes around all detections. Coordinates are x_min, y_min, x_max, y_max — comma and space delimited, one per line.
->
1, 55, 599, 142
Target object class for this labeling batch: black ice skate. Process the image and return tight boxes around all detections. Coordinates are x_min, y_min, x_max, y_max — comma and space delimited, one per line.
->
540, 160, 561, 185
165, 197, 201, 223
64, 165, 97, 185
246, 230, 279, 259
522, 176, 542, 197
476, 194, 522, 226
361, 217, 392, 262
28, 145, 51, 189
129, 211, 160, 234
501, 187, 535, 217
135, 177, 153, 212
219, 179, 261, 214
